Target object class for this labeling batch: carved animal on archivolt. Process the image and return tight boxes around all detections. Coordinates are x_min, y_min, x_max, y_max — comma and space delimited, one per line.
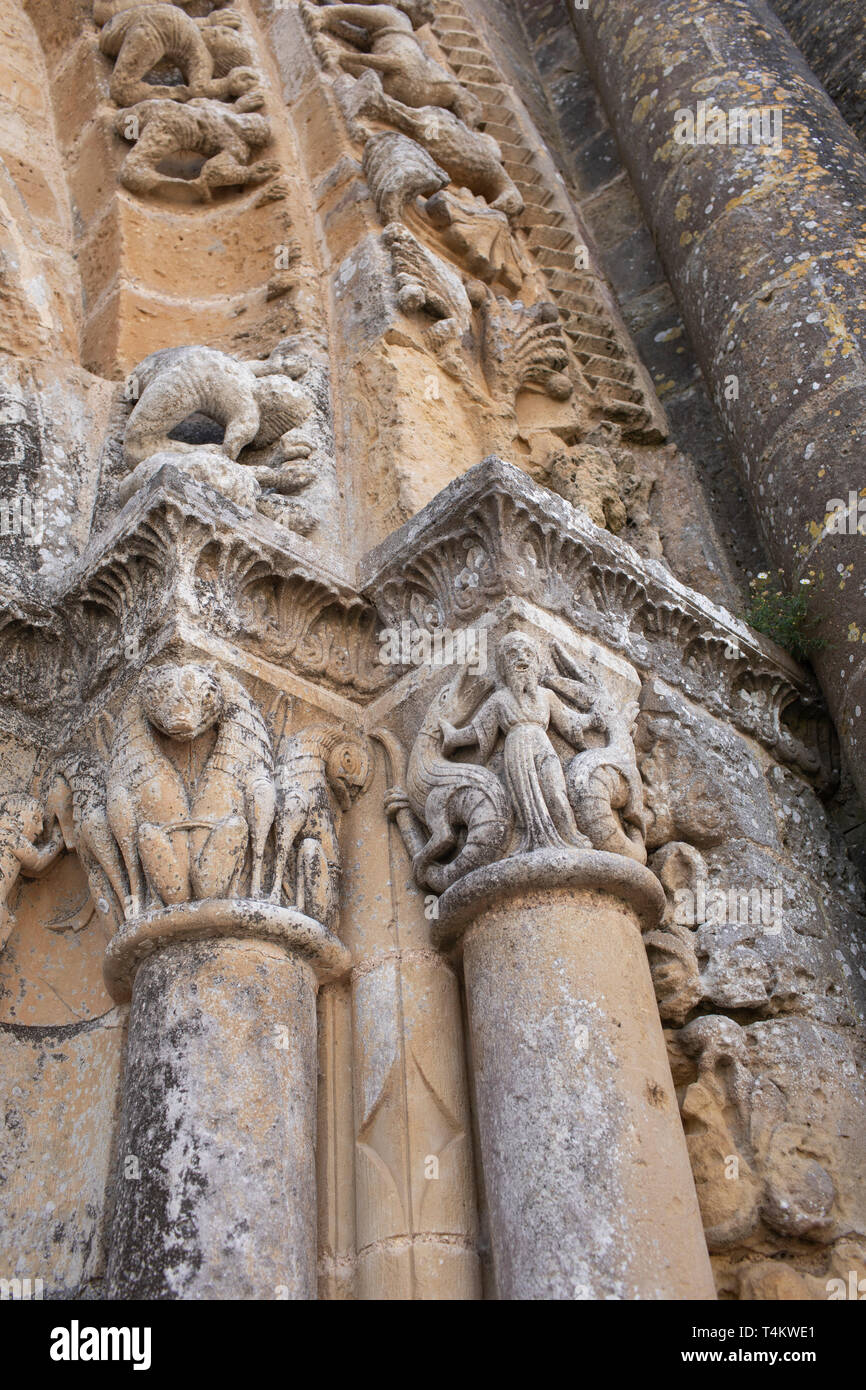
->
106, 663, 276, 915
377, 667, 512, 893
304, 0, 481, 126
340, 69, 523, 215
116, 99, 277, 200
99, 4, 261, 109
121, 344, 313, 468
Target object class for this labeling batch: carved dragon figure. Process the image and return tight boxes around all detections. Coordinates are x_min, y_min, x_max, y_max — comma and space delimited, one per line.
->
546, 643, 647, 863
377, 667, 511, 893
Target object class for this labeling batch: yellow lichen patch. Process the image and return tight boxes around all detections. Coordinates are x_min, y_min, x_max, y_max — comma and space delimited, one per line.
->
675, 195, 692, 222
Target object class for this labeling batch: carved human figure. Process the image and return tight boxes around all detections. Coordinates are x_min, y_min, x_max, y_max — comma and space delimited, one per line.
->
116, 99, 277, 201
440, 632, 593, 855
304, 0, 481, 125
270, 725, 370, 929
99, 4, 262, 109
0, 794, 64, 951
106, 663, 276, 915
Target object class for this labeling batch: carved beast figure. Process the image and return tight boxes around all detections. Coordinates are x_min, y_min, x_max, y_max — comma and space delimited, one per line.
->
271, 724, 370, 929
304, 0, 481, 126
43, 753, 129, 927
340, 68, 523, 215
377, 667, 512, 893
99, 4, 261, 109
116, 99, 276, 200
106, 663, 276, 914
122, 344, 313, 467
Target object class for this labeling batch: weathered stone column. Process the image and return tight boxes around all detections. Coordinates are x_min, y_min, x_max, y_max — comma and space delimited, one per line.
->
570, 0, 866, 799
104, 902, 350, 1300
435, 852, 716, 1300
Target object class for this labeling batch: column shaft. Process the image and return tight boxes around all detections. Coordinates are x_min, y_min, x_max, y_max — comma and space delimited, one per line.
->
572, 0, 866, 798
106, 937, 318, 1300
443, 861, 715, 1299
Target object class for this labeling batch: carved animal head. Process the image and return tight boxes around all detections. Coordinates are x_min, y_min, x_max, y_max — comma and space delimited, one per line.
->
141, 663, 224, 741
279, 725, 371, 811
322, 731, 371, 811
421, 665, 491, 735
0, 792, 44, 841
252, 376, 313, 445
395, 0, 435, 27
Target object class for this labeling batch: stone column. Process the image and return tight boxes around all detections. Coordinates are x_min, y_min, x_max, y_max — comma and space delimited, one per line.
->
435, 851, 716, 1300
570, 0, 866, 801
104, 901, 350, 1300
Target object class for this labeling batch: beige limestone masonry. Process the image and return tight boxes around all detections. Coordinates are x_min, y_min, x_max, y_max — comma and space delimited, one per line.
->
0, 0, 863, 1304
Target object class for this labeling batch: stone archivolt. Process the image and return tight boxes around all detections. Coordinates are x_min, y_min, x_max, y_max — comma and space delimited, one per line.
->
95, 0, 276, 201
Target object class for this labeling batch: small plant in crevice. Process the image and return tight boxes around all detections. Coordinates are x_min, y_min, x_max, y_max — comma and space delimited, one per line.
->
745, 568, 825, 662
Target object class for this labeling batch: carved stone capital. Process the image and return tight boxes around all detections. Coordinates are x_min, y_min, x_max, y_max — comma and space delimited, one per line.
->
361, 455, 835, 786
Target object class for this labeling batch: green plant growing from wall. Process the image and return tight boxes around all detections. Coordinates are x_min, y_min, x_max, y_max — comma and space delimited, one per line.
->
745, 569, 825, 662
